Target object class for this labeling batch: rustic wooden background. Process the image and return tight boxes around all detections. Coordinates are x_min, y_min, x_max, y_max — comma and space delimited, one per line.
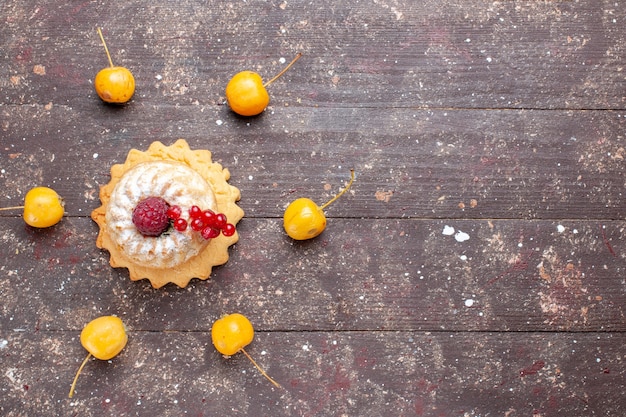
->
1, 1, 625, 416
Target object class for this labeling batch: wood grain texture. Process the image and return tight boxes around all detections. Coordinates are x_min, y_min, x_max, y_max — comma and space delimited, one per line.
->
0, 0, 624, 416
2, 332, 625, 416
1, 107, 624, 220
1, 1, 625, 109
1, 217, 624, 332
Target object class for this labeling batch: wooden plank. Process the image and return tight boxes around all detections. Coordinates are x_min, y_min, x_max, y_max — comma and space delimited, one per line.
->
1, 106, 624, 220
1, 217, 624, 333
2, 331, 624, 416
1, 1, 624, 109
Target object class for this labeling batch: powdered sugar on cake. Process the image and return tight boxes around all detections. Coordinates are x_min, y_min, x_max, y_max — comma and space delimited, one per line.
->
106, 161, 218, 268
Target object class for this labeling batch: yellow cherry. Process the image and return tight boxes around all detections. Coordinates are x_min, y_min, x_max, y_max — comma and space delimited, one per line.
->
283, 169, 354, 240
1, 186, 64, 228
80, 316, 128, 361
225, 71, 269, 116
212, 313, 254, 356
94, 28, 135, 104
212, 313, 280, 388
21, 186, 64, 228
95, 67, 135, 103
225, 53, 301, 117
283, 198, 325, 240
69, 316, 128, 398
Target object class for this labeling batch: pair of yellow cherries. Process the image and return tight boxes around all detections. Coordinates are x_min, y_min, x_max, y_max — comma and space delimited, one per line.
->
94, 27, 300, 117
69, 313, 278, 398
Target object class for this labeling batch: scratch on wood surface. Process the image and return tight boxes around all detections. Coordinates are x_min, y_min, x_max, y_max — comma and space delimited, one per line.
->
600, 224, 617, 257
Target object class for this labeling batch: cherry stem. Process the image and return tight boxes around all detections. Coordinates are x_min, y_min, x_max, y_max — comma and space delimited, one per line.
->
263, 53, 302, 87
240, 348, 281, 388
320, 169, 355, 210
68, 352, 92, 398
97, 27, 115, 68
0, 206, 24, 211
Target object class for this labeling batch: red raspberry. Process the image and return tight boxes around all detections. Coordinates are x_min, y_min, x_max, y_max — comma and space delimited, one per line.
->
132, 196, 171, 237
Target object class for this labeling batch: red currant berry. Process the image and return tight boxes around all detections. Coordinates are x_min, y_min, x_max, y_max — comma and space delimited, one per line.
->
190, 218, 205, 231
214, 213, 227, 230
166, 205, 182, 220
201, 226, 220, 240
189, 205, 202, 219
222, 223, 236, 237
174, 218, 188, 232
201, 209, 216, 225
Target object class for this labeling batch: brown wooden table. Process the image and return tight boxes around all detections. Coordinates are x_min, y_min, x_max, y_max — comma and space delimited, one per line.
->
1, 1, 624, 416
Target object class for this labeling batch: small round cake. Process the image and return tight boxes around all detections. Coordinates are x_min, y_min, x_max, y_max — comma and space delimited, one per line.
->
106, 160, 217, 269
91, 139, 244, 288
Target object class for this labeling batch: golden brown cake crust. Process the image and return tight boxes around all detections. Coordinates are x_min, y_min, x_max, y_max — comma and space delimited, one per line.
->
91, 139, 244, 288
